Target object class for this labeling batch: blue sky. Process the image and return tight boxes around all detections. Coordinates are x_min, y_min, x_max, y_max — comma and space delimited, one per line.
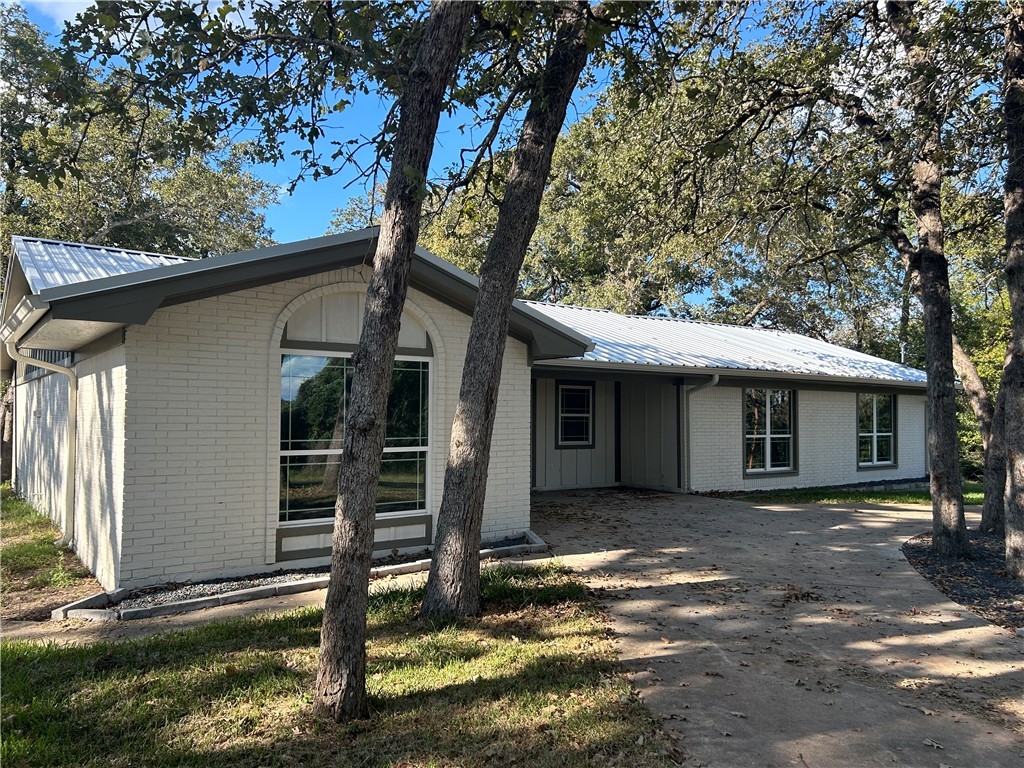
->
20, 1, 601, 245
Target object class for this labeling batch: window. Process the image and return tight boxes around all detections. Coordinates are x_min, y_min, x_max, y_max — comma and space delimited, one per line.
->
744, 388, 795, 473
557, 382, 594, 448
858, 394, 895, 467
279, 354, 429, 522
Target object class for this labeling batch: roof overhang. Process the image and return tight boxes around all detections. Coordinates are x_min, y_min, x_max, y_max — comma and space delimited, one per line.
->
2, 229, 592, 372
533, 357, 928, 390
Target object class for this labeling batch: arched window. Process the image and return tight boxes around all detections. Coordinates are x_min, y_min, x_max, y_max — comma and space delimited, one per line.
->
278, 292, 432, 524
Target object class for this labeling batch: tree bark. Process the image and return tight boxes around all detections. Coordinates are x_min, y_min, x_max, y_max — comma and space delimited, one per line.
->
313, 0, 475, 721
886, 0, 969, 557
420, 2, 595, 620
1002, 0, 1024, 579
951, 335, 1008, 534
981, 381, 1007, 535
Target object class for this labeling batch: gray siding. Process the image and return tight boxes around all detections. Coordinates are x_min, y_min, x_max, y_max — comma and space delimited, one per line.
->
620, 380, 681, 491
532, 378, 616, 490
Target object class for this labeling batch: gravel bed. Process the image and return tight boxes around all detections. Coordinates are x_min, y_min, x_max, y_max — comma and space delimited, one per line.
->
903, 529, 1024, 630
114, 535, 529, 611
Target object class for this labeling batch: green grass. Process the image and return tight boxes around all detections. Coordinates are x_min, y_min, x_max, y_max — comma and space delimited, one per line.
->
1, 564, 675, 768
739, 481, 984, 506
1, 485, 91, 594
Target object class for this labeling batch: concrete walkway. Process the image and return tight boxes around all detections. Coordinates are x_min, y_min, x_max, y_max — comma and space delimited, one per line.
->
3, 491, 1021, 768
532, 490, 1023, 768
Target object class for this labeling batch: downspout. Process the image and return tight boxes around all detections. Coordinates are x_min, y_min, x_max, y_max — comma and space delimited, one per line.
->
5, 340, 78, 547
683, 374, 720, 493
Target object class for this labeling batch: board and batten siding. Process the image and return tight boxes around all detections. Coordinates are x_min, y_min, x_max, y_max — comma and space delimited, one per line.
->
118, 265, 531, 589
532, 378, 616, 490
687, 385, 926, 491
620, 379, 681, 491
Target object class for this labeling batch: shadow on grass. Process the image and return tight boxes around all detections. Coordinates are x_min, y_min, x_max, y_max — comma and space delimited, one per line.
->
1, 565, 669, 768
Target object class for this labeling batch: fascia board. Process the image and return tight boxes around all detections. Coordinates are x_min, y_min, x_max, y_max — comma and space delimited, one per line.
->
532, 357, 928, 389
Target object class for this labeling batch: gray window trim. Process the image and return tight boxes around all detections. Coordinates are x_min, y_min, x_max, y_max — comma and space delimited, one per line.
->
278, 350, 430, 522
856, 393, 899, 471
555, 380, 596, 450
742, 388, 799, 477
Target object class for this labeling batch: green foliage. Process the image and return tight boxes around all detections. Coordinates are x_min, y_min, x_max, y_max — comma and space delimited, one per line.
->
1, 565, 672, 768
1, 7, 277, 261
0, 486, 91, 592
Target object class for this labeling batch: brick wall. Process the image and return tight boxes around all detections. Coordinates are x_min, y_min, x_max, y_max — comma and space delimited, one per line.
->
13, 345, 126, 590
73, 345, 126, 590
13, 369, 68, 524
687, 385, 927, 491
119, 266, 532, 587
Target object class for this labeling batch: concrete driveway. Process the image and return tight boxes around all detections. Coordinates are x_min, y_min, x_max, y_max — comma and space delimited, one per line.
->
532, 489, 1023, 768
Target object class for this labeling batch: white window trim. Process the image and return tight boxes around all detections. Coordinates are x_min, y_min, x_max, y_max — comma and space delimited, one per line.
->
858, 393, 895, 467
744, 388, 795, 474
556, 382, 595, 448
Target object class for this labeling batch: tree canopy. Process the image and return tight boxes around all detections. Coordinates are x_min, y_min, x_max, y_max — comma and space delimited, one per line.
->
1, 5, 276, 260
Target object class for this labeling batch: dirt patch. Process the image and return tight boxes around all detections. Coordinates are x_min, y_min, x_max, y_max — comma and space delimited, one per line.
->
1, 577, 103, 622
902, 530, 1024, 630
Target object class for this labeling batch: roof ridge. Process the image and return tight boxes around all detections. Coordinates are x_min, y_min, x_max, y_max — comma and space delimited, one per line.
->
525, 299, 792, 334
12, 235, 192, 261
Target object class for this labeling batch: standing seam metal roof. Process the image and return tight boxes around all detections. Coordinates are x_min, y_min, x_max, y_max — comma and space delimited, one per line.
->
13, 237, 191, 294
525, 301, 927, 384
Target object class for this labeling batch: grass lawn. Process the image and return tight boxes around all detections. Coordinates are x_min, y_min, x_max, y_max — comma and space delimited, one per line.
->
738, 481, 984, 506
1, 486, 98, 620
1, 564, 676, 768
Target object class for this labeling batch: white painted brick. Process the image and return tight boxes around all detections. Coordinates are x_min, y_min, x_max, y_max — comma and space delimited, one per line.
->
116, 265, 531, 587
688, 386, 927, 491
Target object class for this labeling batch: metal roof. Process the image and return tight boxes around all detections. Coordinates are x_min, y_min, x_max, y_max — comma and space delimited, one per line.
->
13, 237, 191, 293
526, 302, 927, 385
1, 231, 592, 368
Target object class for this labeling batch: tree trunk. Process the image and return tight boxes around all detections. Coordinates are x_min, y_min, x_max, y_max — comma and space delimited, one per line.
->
951, 334, 993, 449
420, 2, 594, 620
314, 0, 475, 721
951, 335, 1007, 534
886, 0, 969, 557
1003, 0, 1024, 580
981, 381, 1007, 535
914, 131, 969, 556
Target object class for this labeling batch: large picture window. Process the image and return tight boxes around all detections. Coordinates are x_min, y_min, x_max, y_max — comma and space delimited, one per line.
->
557, 382, 595, 448
279, 354, 429, 522
858, 393, 895, 467
744, 388, 795, 473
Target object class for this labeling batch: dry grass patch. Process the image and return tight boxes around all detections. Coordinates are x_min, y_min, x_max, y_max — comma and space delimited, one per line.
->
738, 481, 983, 506
1, 486, 99, 620
2, 564, 678, 767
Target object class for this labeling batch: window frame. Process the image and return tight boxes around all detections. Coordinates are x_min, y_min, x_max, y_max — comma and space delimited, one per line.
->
555, 380, 596, 450
278, 348, 432, 526
742, 388, 798, 477
857, 393, 898, 470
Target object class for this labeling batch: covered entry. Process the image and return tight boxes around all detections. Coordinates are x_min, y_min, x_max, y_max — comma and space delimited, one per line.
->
531, 373, 685, 493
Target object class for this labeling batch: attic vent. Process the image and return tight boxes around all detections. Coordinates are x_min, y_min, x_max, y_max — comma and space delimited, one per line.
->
23, 349, 74, 381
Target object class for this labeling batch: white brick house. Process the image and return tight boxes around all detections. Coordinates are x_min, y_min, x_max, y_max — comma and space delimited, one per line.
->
1, 231, 928, 591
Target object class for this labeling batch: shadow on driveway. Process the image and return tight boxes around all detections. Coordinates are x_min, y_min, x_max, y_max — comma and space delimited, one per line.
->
532, 489, 1024, 768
